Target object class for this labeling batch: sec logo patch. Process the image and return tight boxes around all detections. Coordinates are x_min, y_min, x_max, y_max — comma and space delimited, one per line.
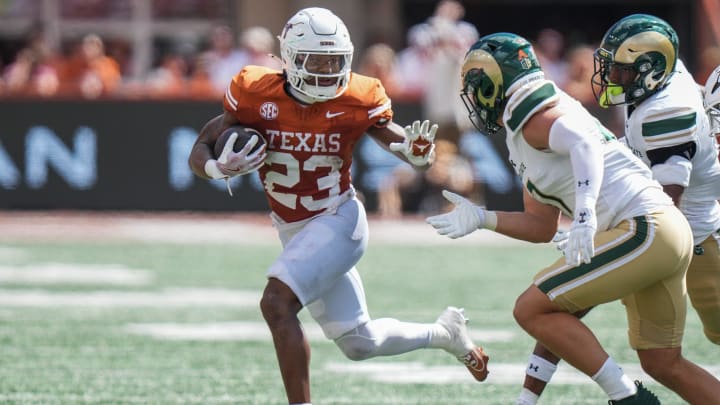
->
260, 102, 278, 120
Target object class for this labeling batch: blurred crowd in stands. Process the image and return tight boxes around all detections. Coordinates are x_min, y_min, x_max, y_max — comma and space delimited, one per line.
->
355, 0, 625, 217
2, 0, 719, 217
3, 1, 718, 107
0, 21, 280, 100
352, 0, 720, 217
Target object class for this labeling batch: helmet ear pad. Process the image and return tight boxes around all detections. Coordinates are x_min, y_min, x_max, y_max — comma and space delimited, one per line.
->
616, 50, 671, 103
642, 51, 668, 85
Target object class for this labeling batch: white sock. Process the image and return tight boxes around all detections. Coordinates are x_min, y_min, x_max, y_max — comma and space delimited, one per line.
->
353, 318, 437, 355
428, 323, 451, 349
591, 357, 636, 400
515, 387, 540, 405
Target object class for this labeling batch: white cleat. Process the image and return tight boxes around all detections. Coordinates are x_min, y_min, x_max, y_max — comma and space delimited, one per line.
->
436, 307, 474, 356
436, 306, 490, 382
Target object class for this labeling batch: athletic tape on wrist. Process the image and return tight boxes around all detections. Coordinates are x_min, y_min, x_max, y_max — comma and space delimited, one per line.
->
526, 354, 557, 382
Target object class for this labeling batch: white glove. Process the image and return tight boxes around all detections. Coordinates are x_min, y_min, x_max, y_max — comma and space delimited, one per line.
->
205, 132, 267, 196
552, 229, 569, 252
389, 119, 437, 166
217, 132, 267, 176
426, 190, 486, 239
563, 207, 597, 266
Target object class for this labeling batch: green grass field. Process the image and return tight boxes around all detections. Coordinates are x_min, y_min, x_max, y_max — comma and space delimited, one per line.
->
0, 233, 716, 404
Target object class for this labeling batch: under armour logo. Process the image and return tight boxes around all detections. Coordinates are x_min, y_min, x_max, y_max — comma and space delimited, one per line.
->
528, 364, 539, 372
578, 211, 588, 224
578, 179, 590, 187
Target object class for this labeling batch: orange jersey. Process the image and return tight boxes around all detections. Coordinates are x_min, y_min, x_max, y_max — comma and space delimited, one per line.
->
223, 65, 393, 223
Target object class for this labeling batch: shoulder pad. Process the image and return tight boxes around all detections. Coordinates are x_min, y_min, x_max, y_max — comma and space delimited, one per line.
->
505, 80, 559, 133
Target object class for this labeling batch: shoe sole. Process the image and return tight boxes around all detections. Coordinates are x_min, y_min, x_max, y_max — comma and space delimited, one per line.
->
460, 346, 489, 382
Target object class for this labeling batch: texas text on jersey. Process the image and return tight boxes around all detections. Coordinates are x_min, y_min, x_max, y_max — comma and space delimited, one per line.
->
223, 65, 393, 223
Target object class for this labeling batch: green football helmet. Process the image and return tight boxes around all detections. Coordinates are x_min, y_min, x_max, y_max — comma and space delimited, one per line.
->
592, 14, 678, 107
460, 32, 543, 134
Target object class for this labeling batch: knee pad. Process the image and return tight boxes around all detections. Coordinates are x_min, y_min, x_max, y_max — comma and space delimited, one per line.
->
334, 324, 378, 361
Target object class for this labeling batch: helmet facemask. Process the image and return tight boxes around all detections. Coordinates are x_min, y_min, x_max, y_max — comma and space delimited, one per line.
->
592, 48, 668, 107
708, 105, 720, 139
592, 49, 627, 107
461, 67, 504, 134
285, 50, 352, 101
704, 66, 720, 139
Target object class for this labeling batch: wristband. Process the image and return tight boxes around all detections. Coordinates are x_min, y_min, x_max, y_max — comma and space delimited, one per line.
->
204, 159, 225, 179
484, 210, 497, 231
574, 196, 597, 216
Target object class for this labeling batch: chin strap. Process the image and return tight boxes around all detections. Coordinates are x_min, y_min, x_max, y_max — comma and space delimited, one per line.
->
287, 86, 317, 104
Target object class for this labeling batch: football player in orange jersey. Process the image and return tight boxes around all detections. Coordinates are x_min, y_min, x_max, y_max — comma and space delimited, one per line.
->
188, 7, 488, 405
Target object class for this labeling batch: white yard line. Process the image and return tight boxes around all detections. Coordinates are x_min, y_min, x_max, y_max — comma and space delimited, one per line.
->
0, 263, 153, 285
325, 361, 720, 385
0, 211, 532, 246
1, 277, 716, 386
125, 320, 513, 343
0, 247, 28, 261
125, 321, 720, 385
0, 288, 261, 307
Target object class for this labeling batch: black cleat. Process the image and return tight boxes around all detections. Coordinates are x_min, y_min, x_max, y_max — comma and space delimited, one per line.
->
608, 381, 660, 404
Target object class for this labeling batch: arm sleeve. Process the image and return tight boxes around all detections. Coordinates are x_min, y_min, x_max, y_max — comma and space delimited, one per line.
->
548, 114, 604, 212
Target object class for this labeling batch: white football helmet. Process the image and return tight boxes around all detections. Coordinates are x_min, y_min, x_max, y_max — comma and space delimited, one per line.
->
704, 65, 720, 137
279, 7, 353, 102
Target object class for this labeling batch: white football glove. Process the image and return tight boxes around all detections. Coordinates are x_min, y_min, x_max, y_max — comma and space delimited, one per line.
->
389, 119, 437, 166
426, 190, 486, 239
217, 132, 267, 176
205, 132, 267, 196
563, 207, 597, 266
551, 229, 569, 252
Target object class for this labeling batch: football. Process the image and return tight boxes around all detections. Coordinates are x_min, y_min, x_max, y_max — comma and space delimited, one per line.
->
213, 125, 266, 159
